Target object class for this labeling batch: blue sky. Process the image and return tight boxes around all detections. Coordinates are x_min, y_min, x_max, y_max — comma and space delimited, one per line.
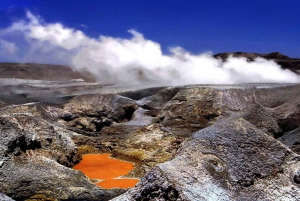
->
0, 0, 300, 85
0, 0, 299, 58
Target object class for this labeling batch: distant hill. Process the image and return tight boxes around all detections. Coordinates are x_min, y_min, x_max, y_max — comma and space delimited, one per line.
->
214, 52, 300, 74
0, 63, 96, 82
1, 52, 299, 83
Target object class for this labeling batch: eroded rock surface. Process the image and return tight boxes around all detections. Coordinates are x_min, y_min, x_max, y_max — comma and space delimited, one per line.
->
113, 124, 179, 177
113, 118, 300, 201
0, 62, 300, 200
0, 114, 124, 200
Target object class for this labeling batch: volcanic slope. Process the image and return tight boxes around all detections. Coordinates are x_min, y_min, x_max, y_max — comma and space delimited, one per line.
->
0, 55, 300, 200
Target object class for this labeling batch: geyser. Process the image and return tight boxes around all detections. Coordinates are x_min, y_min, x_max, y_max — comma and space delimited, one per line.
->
0, 11, 299, 85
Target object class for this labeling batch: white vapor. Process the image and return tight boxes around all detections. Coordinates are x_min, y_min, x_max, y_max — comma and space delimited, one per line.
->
0, 11, 299, 85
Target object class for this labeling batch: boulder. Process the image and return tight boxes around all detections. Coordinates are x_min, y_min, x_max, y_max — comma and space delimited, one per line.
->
0, 114, 123, 200
113, 118, 300, 200
55, 94, 138, 135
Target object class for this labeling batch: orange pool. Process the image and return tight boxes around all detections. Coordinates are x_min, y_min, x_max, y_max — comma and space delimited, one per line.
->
73, 153, 139, 189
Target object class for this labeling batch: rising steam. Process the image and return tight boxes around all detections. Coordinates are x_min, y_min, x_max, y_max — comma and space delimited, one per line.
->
0, 11, 299, 85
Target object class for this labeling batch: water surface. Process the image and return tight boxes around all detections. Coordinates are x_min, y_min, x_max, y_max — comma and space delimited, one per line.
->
73, 153, 139, 189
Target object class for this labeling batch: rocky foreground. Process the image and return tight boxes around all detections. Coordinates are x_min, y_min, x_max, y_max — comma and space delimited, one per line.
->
0, 53, 300, 201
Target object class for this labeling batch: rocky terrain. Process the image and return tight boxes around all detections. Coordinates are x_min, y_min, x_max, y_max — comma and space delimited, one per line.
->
0, 53, 300, 201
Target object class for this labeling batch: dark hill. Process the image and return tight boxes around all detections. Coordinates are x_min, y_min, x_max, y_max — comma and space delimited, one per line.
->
214, 52, 300, 74
0, 63, 96, 82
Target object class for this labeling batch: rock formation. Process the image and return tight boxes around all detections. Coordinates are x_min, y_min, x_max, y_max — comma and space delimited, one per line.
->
113, 118, 300, 200
0, 54, 300, 200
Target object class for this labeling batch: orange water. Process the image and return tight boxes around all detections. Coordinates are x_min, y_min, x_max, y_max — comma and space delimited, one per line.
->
73, 153, 139, 189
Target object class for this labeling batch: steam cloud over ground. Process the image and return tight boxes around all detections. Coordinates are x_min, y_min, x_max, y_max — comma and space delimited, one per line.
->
0, 11, 299, 85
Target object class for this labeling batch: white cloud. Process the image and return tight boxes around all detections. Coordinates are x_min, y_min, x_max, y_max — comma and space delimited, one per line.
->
0, 11, 299, 85
28, 23, 89, 49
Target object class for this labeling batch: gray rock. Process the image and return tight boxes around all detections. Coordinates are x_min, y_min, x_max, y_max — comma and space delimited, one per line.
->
0, 114, 123, 200
1, 79, 300, 200
113, 118, 300, 200
279, 127, 300, 154
0, 193, 15, 201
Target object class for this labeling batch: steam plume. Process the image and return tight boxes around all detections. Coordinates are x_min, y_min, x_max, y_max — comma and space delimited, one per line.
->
0, 11, 299, 85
